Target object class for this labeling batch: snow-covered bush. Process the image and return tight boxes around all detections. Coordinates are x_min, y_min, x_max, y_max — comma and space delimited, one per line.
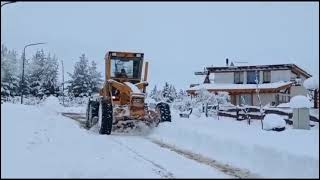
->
172, 88, 230, 118
303, 76, 319, 90
263, 114, 286, 131
172, 95, 194, 113
289, 95, 312, 108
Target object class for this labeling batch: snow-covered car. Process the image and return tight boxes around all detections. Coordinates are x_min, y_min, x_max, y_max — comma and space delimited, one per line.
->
263, 114, 286, 131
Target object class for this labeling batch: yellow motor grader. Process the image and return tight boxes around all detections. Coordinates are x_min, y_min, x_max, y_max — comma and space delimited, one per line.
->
86, 51, 171, 135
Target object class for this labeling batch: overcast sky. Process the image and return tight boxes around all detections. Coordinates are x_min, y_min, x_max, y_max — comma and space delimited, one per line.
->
1, 2, 319, 90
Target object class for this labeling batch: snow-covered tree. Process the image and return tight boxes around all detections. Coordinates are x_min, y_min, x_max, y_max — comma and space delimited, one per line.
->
88, 60, 103, 95
67, 54, 91, 97
255, 72, 264, 128
160, 82, 177, 103
27, 50, 59, 98
27, 50, 46, 97
194, 87, 212, 105
42, 53, 59, 96
162, 82, 170, 101
168, 85, 177, 102
1, 45, 21, 97
149, 85, 158, 100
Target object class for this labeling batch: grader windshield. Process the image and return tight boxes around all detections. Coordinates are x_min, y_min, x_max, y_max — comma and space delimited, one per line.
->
110, 58, 142, 79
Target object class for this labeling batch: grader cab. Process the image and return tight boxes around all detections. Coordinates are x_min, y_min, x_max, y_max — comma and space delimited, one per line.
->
86, 51, 171, 135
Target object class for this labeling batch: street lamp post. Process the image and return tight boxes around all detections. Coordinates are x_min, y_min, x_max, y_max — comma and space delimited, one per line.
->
1, 1, 16, 8
61, 60, 65, 106
20, 42, 47, 104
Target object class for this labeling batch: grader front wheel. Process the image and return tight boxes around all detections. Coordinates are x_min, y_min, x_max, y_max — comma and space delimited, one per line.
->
86, 100, 99, 129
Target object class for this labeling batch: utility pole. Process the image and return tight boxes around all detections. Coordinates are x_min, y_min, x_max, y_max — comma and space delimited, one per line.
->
61, 60, 65, 106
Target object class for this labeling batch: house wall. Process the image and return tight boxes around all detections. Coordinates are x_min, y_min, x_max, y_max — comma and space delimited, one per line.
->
213, 69, 306, 84
290, 71, 307, 82
213, 72, 234, 83
271, 70, 291, 82
252, 93, 277, 106
231, 93, 277, 106
290, 85, 308, 97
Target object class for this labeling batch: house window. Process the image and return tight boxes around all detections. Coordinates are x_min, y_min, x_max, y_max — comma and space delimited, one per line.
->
263, 71, 271, 83
247, 70, 259, 84
239, 94, 252, 106
234, 72, 244, 84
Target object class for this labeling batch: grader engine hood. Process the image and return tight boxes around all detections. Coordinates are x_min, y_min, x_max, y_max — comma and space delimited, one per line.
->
124, 82, 146, 119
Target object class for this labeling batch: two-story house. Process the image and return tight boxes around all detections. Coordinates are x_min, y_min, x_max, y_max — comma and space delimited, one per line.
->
187, 62, 312, 106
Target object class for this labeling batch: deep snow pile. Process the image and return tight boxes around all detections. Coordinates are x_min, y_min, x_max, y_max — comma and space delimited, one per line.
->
289, 95, 313, 108
40, 95, 64, 114
262, 114, 286, 130
148, 110, 319, 178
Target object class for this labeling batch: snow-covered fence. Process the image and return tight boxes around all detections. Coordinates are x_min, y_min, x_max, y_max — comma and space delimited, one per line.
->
215, 105, 319, 123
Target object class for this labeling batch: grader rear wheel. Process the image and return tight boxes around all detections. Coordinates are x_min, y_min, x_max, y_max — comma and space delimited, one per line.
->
156, 102, 171, 122
98, 98, 113, 135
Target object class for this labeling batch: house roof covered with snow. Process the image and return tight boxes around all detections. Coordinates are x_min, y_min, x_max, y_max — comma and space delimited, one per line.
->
195, 63, 312, 79
187, 81, 293, 94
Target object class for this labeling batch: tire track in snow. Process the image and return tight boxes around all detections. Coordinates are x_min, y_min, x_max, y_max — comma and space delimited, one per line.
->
147, 138, 261, 179
109, 137, 175, 178
62, 112, 259, 178
62, 112, 174, 178
61, 113, 87, 128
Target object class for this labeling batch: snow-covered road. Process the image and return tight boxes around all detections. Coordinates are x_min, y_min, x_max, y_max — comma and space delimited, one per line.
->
2, 97, 318, 178
1, 102, 230, 178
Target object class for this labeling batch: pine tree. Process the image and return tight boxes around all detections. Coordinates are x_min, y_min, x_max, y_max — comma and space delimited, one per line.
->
168, 84, 177, 103
1, 45, 20, 97
88, 60, 103, 95
67, 54, 90, 97
162, 82, 170, 102
28, 50, 50, 98
149, 85, 158, 100
41, 53, 59, 96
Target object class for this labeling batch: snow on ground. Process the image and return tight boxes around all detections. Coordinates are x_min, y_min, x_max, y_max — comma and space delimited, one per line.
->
1, 100, 229, 178
149, 110, 319, 178
277, 102, 290, 108
2, 97, 319, 178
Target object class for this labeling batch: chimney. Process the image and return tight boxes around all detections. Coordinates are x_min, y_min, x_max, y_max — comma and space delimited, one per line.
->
226, 58, 229, 66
